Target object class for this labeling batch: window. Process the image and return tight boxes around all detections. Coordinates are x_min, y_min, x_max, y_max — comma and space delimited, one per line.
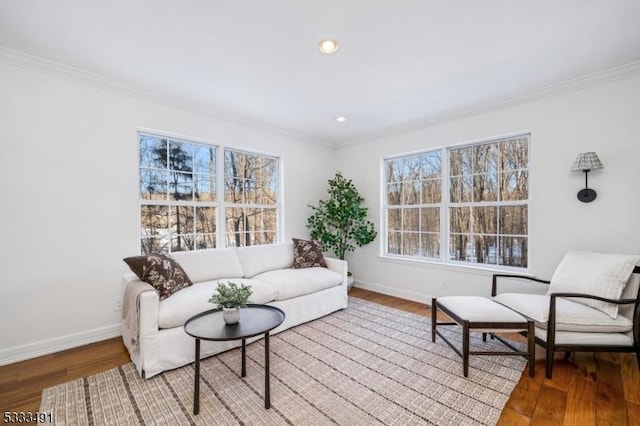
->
138, 132, 280, 254
384, 133, 529, 269
223, 149, 279, 247
386, 151, 442, 258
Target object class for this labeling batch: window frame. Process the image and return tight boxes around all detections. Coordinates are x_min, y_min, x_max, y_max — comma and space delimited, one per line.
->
222, 147, 281, 248
384, 149, 443, 259
381, 132, 530, 272
138, 130, 282, 254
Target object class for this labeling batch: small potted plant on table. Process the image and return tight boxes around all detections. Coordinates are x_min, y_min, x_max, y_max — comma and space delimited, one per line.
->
208, 281, 253, 325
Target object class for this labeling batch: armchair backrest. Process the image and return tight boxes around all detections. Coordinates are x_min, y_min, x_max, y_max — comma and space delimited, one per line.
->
546, 251, 639, 318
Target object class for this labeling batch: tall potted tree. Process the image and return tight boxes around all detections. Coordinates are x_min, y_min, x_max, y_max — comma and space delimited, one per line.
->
307, 172, 377, 289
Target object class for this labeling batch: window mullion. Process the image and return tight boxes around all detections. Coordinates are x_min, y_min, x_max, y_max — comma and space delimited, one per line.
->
216, 145, 225, 247
441, 147, 449, 262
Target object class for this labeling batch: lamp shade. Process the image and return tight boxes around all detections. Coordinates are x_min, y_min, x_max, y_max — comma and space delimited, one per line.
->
571, 152, 603, 172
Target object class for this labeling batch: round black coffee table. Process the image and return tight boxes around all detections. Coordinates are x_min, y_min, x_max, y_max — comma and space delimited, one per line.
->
183, 304, 286, 415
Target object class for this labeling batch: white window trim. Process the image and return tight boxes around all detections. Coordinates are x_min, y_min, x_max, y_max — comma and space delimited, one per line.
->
379, 131, 531, 273
137, 129, 283, 252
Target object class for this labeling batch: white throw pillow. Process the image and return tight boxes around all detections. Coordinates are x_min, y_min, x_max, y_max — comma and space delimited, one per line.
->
236, 243, 294, 278
547, 251, 639, 318
171, 248, 243, 282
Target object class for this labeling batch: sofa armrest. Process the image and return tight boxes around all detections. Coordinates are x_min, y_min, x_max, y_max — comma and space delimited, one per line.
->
121, 275, 160, 375
491, 273, 550, 297
324, 257, 348, 288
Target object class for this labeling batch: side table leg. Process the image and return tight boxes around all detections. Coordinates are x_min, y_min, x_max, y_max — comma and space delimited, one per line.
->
194, 338, 201, 415
264, 332, 271, 409
241, 338, 246, 377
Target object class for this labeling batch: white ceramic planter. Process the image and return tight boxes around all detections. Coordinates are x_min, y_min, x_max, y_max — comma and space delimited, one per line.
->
222, 307, 240, 325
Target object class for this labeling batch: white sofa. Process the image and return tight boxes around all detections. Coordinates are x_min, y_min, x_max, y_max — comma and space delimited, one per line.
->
121, 242, 348, 378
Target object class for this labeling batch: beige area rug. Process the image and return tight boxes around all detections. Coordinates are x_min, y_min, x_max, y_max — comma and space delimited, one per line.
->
40, 298, 526, 425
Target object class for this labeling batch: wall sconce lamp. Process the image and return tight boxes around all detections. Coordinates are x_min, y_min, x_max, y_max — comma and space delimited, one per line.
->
571, 152, 603, 203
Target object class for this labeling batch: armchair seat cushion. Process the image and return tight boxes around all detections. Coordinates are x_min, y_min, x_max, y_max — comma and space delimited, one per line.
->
494, 293, 633, 333
535, 327, 634, 346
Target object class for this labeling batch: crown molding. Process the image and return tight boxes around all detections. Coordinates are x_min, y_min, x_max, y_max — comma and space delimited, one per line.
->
2, 46, 639, 149
0, 47, 332, 147
342, 60, 640, 147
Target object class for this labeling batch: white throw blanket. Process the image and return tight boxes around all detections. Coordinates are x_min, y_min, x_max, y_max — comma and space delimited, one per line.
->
121, 281, 154, 358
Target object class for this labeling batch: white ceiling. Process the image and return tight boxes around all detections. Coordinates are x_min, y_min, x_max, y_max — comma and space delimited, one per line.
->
1, 1, 640, 146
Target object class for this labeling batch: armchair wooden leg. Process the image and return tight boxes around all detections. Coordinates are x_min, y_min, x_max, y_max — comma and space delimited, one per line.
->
527, 321, 535, 378
431, 298, 437, 343
545, 343, 554, 379
546, 296, 557, 379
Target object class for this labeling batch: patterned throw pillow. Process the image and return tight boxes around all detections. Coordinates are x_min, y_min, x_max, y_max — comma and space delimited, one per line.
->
123, 253, 193, 300
292, 238, 327, 269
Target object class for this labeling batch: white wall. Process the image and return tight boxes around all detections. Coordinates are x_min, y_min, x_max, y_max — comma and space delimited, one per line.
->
2, 57, 639, 366
335, 75, 640, 303
0, 62, 336, 364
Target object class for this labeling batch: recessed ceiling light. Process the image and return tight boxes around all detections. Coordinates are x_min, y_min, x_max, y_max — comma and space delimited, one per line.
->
318, 39, 339, 54
336, 116, 347, 123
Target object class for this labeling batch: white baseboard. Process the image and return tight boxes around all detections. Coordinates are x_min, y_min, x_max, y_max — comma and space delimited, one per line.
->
1, 282, 432, 367
352, 279, 434, 307
0, 324, 122, 367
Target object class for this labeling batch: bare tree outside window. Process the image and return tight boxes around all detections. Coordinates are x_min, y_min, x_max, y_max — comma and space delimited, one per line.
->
385, 151, 442, 258
139, 134, 216, 254
384, 133, 529, 268
223, 149, 278, 247
449, 135, 529, 267
139, 134, 280, 254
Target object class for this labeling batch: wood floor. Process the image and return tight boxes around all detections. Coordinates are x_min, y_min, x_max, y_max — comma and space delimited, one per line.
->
1, 288, 639, 425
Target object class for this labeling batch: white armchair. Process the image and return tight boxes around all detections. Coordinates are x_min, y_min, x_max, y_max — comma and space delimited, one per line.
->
491, 251, 640, 378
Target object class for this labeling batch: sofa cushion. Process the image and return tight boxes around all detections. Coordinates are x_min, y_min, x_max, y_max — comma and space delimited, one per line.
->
547, 251, 639, 318
123, 253, 192, 300
158, 278, 278, 329
171, 248, 243, 283
292, 238, 327, 269
236, 243, 294, 278
253, 267, 343, 301
494, 293, 633, 333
